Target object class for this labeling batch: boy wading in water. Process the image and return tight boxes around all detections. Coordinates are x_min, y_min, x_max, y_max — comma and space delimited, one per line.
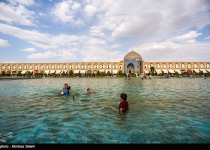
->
109, 93, 129, 112
118, 93, 129, 112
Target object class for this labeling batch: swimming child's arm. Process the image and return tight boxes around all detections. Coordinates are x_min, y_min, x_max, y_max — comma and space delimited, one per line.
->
108, 106, 115, 109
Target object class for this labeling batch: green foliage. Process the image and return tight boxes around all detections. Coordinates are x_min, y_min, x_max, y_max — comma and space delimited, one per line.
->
150, 66, 155, 76
26, 71, 32, 77
86, 73, 92, 77
174, 72, 179, 77
69, 70, 74, 76
107, 71, 112, 76
118, 70, 122, 75
74, 73, 79, 76
116, 74, 123, 77
199, 71, 204, 75
74, 71, 81, 77
34, 73, 43, 78
62, 71, 66, 76
100, 72, 106, 76
17, 71, 22, 76
161, 71, 164, 76
130, 73, 136, 77
96, 71, 100, 76
49, 73, 55, 77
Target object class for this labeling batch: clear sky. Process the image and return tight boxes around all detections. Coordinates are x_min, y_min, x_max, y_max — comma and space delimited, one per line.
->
0, 0, 210, 63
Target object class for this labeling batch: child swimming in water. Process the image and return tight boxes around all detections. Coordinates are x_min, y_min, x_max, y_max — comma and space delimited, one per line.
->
87, 88, 96, 94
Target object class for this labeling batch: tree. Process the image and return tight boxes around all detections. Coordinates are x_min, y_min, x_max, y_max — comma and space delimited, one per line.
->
175, 72, 179, 77
17, 71, 21, 76
118, 70, 122, 75
150, 66, 155, 76
62, 71, 65, 77
107, 71, 111, 76
69, 70, 73, 77
96, 71, 100, 76
26, 71, 32, 77
161, 71, 164, 76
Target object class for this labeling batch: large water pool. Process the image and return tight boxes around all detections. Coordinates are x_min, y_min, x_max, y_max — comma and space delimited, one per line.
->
0, 77, 210, 144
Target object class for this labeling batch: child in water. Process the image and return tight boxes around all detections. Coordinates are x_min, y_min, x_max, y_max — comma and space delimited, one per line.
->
87, 88, 96, 94
61, 83, 70, 95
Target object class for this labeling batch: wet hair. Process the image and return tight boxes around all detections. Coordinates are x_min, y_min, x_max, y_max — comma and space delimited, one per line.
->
120, 93, 127, 101
87, 88, 90, 91
67, 86, 71, 90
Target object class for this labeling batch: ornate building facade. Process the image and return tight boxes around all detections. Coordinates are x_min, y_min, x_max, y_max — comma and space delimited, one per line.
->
0, 61, 124, 75
0, 50, 210, 75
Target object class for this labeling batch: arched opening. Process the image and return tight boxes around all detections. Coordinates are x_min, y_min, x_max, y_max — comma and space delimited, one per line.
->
87, 70, 92, 74
127, 63, 134, 74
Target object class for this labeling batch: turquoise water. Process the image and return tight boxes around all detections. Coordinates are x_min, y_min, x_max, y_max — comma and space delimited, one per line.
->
0, 77, 210, 144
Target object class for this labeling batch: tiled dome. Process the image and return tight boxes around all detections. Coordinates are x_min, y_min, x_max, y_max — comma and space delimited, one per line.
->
124, 50, 142, 60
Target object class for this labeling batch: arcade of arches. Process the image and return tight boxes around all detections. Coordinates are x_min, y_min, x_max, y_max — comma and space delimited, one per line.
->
0, 50, 210, 75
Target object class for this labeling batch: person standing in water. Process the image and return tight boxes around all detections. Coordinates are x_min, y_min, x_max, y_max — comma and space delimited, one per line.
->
108, 93, 129, 112
61, 83, 70, 95
118, 93, 129, 112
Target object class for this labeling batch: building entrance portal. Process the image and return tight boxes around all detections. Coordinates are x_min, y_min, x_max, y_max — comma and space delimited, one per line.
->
127, 63, 134, 73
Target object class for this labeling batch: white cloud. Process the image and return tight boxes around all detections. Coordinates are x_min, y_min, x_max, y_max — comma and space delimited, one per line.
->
80, 45, 125, 62
204, 36, 210, 40
84, 0, 113, 18
0, 23, 85, 49
86, 38, 106, 45
0, 2, 35, 26
27, 52, 58, 59
185, 39, 196, 44
0, 0, 209, 62
111, 44, 120, 48
52, 0, 82, 24
21, 48, 36, 52
8, 0, 35, 6
89, 26, 105, 37
133, 40, 210, 62
173, 31, 202, 41
58, 49, 77, 60
72, 2, 81, 10
0, 23, 52, 45
0, 39, 10, 47
84, 0, 210, 41
112, 16, 143, 38
29, 41, 57, 49
84, 5, 97, 17
39, 12, 46, 16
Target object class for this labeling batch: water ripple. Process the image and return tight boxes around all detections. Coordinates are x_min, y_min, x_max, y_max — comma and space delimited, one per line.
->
0, 77, 210, 143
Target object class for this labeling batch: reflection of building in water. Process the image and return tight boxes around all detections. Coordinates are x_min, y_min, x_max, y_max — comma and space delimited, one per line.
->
0, 50, 210, 76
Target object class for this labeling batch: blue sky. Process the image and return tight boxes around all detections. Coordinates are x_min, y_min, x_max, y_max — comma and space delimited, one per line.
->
0, 0, 210, 63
